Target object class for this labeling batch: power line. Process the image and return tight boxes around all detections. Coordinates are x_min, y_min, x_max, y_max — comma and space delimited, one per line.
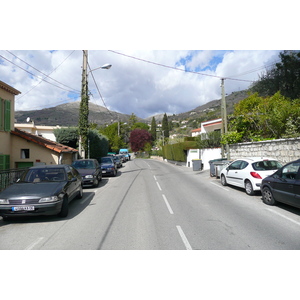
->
87, 62, 114, 118
108, 50, 255, 83
0, 52, 80, 94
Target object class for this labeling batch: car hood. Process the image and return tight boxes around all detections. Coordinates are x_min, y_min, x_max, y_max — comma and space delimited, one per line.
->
0, 182, 66, 199
76, 169, 96, 176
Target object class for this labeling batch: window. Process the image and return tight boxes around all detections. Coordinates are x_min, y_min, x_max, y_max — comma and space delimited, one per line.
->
0, 98, 11, 131
21, 149, 30, 159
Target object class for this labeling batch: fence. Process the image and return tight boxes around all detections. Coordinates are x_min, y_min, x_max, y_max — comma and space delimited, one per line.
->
0, 168, 28, 192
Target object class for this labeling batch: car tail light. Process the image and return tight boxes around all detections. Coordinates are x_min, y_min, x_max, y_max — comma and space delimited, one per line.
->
250, 172, 262, 179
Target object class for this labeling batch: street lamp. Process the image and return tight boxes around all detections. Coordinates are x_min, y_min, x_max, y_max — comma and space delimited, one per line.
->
78, 50, 112, 158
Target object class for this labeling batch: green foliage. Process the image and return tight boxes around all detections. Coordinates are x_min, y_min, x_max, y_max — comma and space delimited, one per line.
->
162, 113, 170, 138
99, 123, 125, 152
87, 129, 109, 159
78, 92, 89, 153
221, 131, 243, 145
229, 92, 300, 141
131, 122, 149, 131
196, 131, 222, 149
162, 143, 187, 162
150, 117, 157, 142
251, 50, 300, 99
54, 127, 78, 148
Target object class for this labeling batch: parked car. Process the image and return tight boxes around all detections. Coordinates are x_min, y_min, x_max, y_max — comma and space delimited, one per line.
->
261, 159, 300, 208
100, 156, 117, 177
220, 157, 282, 195
0, 164, 83, 220
113, 155, 123, 168
72, 159, 102, 187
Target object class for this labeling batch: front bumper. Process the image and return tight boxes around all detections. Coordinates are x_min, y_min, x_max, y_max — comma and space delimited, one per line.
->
0, 200, 63, 217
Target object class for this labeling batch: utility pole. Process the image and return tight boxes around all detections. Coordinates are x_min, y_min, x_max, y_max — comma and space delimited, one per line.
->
79, 50, 89, 159
221, 78, 230, 160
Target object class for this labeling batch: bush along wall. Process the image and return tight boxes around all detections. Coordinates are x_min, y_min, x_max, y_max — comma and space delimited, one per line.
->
162, 142, 193, 162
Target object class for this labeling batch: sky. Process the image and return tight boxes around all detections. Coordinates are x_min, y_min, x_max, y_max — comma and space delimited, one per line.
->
0, 49, 282, 119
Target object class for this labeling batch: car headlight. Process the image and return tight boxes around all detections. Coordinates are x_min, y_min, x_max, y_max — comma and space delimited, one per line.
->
39, 196, 59, 203
0, 199, 9, 204
85, 175, 94, 179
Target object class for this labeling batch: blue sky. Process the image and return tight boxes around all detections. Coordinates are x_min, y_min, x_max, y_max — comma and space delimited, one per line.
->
0, 50, 281, 120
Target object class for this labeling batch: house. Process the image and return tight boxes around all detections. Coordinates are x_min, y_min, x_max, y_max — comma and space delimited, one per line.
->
0, 80, 78, 170
0, 80, 21, 170
11, 128, 78, 168
15, 123, 62, 142
191, 118, 222, 137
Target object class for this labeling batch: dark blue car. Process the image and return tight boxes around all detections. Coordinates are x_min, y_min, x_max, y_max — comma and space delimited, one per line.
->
100, 156, 117, 177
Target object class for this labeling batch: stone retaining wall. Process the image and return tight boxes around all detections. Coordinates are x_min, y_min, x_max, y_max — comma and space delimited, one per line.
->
229, 137, 300, 164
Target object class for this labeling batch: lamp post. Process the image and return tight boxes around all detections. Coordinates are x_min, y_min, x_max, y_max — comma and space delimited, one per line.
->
78, 50, 112, 158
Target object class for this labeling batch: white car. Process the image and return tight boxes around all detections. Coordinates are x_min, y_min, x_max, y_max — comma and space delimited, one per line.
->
220, 157, 282, 195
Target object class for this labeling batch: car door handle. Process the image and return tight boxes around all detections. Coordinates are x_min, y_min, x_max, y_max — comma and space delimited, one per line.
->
288, 185, 293, 188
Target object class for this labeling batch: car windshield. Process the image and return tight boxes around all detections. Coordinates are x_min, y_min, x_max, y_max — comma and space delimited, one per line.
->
101, 157, 112, 163
73, 160, 95, 169
252, 160, 282, 171
20, 168, 66, 182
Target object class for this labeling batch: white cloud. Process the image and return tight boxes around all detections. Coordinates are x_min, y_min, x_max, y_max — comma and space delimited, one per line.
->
0, 49, 282, 119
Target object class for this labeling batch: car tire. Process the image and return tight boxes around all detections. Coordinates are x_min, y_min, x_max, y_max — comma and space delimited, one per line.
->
77, 185, 83, 199
262, 186, 276, 206
58, 195, 69, 218
245, 180, 255, 196
93, 178, 99, 188
221, 174, 227, 186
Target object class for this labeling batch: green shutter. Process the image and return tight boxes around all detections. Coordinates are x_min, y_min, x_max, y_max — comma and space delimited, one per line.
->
0, 99, 3, 130
4, 100, 11, 131
0, 155, 10, 170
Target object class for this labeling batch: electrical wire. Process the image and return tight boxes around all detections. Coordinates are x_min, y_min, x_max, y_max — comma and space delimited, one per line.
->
87, 62, 114, 118
108, 50, 255, 83
0, 52, 80, 94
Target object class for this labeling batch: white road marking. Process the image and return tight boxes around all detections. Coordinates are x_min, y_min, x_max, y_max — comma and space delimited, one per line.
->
176, 226, 192, 250
210, 181, 230, 191
153, 175, 157, 181
265, 208, 300, 226
156, 182, 162, 191
162, 194, 174, 215
25, 237, 44, 250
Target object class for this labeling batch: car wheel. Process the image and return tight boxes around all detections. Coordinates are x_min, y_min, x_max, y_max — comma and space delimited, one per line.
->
245, 180, 254, 195
262, 186, 276, 205
93, 178, 99, 188
58, 195, 69, 218
77, 185, 83, 199
221, 174, 227, 186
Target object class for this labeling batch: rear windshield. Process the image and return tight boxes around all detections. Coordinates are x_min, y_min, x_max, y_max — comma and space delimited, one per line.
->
101, 157, 112, 163
252, 160, 282, 171
21, 168, 66, 182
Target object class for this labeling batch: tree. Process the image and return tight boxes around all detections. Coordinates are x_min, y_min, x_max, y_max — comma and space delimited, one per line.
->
99, 123, 125, 152
161, 113, 169, 138
251, 50, 300, 99
150, 117, 157, 142
88, 129, 109, 159
129, 129, 152, 152
54, 127, 78, 149
228, 92, 300, 141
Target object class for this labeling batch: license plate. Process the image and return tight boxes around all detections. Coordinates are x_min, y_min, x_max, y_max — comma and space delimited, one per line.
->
102, 171, 106, 173
12, 206, 35, 211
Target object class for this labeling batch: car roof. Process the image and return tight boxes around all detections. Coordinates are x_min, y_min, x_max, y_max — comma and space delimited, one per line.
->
29, 164, 67, 170
236, 157, 278, 162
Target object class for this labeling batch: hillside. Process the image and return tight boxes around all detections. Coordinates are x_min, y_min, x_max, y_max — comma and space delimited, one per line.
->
14, 89, 249, 127
14, 101, 135, 127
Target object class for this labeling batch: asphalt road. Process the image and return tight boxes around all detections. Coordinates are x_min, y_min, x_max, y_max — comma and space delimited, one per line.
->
1, 158, 300, 250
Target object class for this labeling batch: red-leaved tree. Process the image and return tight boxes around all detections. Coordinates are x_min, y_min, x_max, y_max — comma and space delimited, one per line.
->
129, 129, 152, 152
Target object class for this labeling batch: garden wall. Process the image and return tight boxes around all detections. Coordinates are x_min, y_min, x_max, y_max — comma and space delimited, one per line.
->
229, 137, 300, 164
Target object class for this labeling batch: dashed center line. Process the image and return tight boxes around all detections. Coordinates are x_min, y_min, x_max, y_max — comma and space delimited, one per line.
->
176, 226, 193, 250
156, 182, 162, 191
162, 194, 174, 214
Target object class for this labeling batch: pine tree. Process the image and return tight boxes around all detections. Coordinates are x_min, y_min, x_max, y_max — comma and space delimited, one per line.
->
162, 113, 169, 138
150, 117, 157, 142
